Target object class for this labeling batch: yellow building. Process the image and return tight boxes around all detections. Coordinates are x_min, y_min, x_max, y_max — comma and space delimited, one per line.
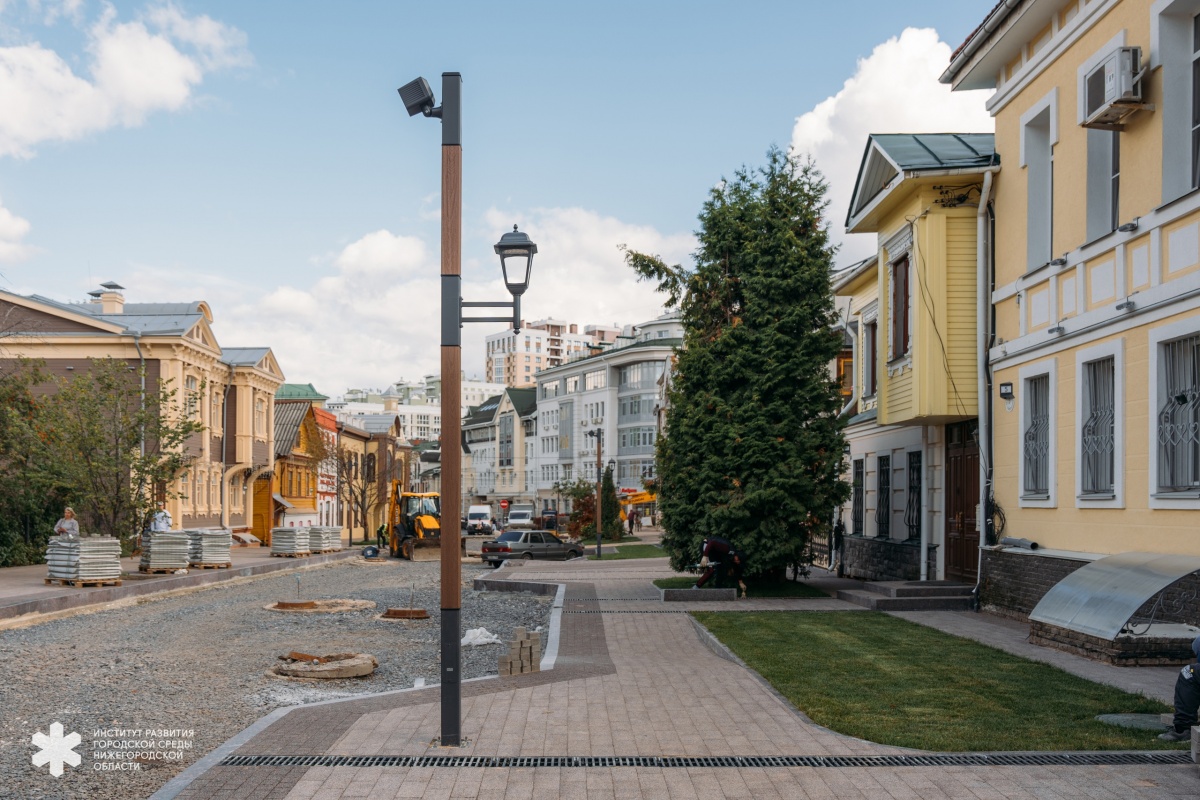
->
0, 284, 284, 533
943, 0, 1200, 617
836, 134, 997, 582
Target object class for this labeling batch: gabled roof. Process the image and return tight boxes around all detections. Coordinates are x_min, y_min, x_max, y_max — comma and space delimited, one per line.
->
846, 133, 997, 230
276, 382, 328, 401
463, 394, 502, 428
507, 387, 537, 418
222, 347, 270, 366
274, 400, 312, 458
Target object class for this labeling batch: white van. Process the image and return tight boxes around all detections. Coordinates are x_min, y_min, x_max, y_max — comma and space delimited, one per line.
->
466, 505, 494, 535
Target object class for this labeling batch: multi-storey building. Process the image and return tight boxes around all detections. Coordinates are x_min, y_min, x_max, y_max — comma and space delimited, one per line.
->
531, 313, 682, 512
461, 389, 537, 520
485, 319, 622, 388
942, 0, 1200, 621
835, 133, 998, 583
0, 284, 284, 532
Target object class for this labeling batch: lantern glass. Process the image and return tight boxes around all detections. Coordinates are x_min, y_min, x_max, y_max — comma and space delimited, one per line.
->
494, 225, 537, 296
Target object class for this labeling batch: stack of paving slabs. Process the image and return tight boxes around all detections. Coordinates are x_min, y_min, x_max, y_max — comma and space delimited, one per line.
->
307, 527, 341, 552
139, 531, 190, 571
47, 536, 122, 582
498, 627, 541, 676
46, 536, 82, 580
270, 527, 311, 556
187, 529, 233, 566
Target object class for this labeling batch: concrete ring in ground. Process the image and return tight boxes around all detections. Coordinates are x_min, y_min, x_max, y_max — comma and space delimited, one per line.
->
272, 653, 379, 679
264, 599, 377, 613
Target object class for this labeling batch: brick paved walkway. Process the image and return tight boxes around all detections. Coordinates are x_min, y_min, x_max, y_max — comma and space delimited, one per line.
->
156, 556, 1200, 799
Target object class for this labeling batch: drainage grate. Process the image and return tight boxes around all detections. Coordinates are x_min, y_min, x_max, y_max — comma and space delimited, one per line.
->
564, 610, 687, 614
219, 752, 1195, 769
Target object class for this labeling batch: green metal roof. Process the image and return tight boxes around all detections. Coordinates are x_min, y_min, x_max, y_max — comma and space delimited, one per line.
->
275, 382, 328, 401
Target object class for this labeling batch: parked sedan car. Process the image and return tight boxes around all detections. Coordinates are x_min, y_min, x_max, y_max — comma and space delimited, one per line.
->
481, 530, 582, 566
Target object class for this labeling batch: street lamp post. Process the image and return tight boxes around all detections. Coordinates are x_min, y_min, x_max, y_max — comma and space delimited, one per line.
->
585, 428, 604, 557
398, 72, 536, 747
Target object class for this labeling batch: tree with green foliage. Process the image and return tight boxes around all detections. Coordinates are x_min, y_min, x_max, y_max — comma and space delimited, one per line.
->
0, 360, 63, 566
554, 477, 595, 540
622, 147, 848, 578
41, 358, 203, 547
600, 464, 622, 540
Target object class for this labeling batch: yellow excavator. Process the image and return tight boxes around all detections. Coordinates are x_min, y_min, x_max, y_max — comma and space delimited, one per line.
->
387, 485, 442, 560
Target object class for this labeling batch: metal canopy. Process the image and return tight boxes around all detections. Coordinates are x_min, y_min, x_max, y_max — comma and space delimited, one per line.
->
1029, 551, 1200, 640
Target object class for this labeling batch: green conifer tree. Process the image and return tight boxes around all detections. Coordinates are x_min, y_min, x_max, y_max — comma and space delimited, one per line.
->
623, 147, 848, 578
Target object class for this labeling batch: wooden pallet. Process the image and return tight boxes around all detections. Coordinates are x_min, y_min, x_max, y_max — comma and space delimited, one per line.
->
311, 549, 340, 555
138, 567, 185, 574
270, 552, 312, 558
188, 562, 232, 569
44, 577, 123, 588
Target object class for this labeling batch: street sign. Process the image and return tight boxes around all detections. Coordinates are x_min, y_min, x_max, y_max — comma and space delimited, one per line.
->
499, 499, 509, 510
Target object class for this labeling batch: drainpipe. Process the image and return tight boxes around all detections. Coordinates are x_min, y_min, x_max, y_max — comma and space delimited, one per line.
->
220, 365, 235, 529
920, 425, 930, 581
974, 166, 998, 603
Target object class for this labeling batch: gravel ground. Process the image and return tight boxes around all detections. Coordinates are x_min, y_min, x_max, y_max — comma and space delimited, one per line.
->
0, 558, 551, 800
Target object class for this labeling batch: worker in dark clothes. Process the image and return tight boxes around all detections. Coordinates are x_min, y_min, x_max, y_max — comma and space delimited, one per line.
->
694, 537, 748, 596
1159, 635, 1200, 741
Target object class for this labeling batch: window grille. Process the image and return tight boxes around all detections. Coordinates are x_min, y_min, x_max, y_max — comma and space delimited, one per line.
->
1157, 334, 1200, 492
851, 460, 864, 536
1081, 357, 1115, 495
904, 451, 921, 540
875, 455, 891, 538
1023, 375, 1050, 495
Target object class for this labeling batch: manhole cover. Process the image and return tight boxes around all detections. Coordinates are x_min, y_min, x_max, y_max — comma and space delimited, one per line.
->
1095, 713, 1170, 731
381, 608, 429, 620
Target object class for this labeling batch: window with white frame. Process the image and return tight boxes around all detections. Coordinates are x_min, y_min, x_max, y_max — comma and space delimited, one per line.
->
890, 255, 911, 360
255, 397, 266, 436
1080, 357, 1115, 496
1156, 333, 1200, 494
185, 375, 200, 419
1075, 340, 1124, 507
1153, 0, 1200, 200
1086, 130, 1120, 240
1022, 90, 1057, 270
1024, 376, 1051, 496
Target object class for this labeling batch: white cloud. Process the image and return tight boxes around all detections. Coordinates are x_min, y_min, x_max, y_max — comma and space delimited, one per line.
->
0, 194, 36, 262
113, 209, 693, 396
0, 3, 251, 157
790, 27, 994, 266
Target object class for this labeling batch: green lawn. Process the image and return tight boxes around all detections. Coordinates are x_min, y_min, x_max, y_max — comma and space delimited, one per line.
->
653, 576, 827, 598
589, 543, 664, 560
693, 610, 1180, 752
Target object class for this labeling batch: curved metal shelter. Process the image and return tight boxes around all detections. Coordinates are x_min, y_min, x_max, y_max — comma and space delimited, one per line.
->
1028, 551, 1200, 640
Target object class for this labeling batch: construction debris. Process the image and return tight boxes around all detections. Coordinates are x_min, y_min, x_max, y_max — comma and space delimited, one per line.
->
273, 652, 378, 679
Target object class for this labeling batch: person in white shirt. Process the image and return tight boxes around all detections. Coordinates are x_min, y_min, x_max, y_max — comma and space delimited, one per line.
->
54, 507, 80, 538
150, 502, 172, 532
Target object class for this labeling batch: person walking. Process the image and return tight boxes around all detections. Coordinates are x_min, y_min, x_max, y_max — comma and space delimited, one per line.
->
53, 508, 80, 538
1159, 635, 1200, 741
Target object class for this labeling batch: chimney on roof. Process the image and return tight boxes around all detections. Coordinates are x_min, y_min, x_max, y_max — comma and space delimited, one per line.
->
569, 323, 578, 334
94, 281, 125, 314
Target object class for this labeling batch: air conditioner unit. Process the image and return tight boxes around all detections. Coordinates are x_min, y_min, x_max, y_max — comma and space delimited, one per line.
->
580, 420, 588, 427
1082, 47, 1146, 130
592, 417, 603, 424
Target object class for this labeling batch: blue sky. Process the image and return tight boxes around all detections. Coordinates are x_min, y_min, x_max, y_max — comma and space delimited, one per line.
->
0, 1, 995, 393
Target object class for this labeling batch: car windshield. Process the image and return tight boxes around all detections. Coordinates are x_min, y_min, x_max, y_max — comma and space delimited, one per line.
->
497, 532, 523, 542
509, 512, 529, 519
468, 513, 487, 520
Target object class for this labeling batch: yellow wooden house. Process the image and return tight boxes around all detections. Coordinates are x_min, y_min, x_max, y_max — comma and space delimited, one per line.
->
835, 133, 997, 582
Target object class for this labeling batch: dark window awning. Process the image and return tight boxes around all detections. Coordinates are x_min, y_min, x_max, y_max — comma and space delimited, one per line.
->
1029, 551, 1200, 640
272, 493, 295, 509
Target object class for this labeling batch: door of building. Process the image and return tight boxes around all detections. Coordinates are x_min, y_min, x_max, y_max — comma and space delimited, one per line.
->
945, 420, 979, 582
